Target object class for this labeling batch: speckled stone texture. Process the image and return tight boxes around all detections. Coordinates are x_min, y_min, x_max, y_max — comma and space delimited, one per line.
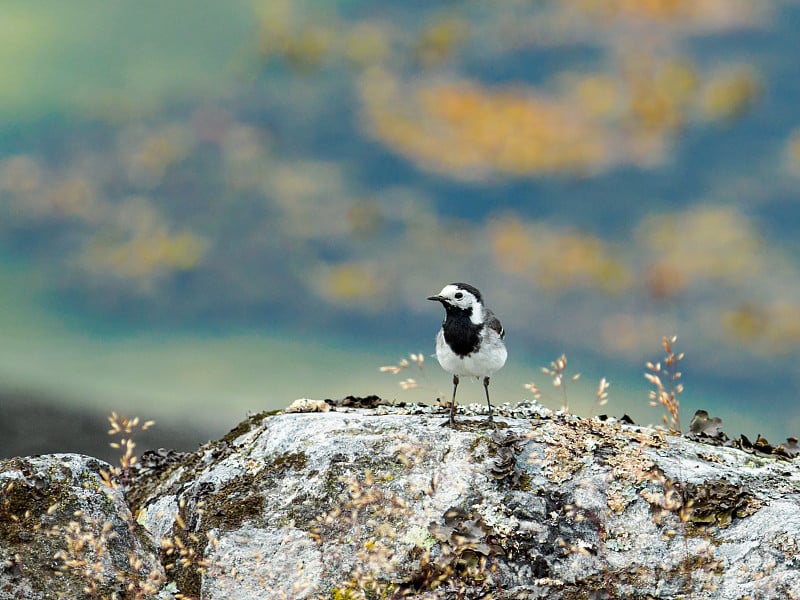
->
4, 402, 800, 599
130, 403, 800, 599
0, 454, 163, 600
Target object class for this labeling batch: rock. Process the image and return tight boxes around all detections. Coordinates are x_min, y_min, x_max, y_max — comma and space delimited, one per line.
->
4, 402, 800, 599
285, 398, 331, 413
130, 404, 800, 599
0, 454, 163, 600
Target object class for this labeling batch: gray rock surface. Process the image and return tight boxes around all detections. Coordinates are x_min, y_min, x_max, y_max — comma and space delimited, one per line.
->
0, 454, 163, 600
131, 403, 800, 599
4, 402, 800, 599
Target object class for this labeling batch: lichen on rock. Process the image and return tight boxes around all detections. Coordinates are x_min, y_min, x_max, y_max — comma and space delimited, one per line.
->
0, 454, 163, 600
130, 404, 800, 598
4, 402, 800, 599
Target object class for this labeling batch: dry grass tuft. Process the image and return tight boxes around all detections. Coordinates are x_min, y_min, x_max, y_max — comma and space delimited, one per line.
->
541, 354, 581, 412
49, 510, 165, 599
381, 352, 442, 398
525, 354, 609, 417
645, 335, 684, 432
43, 413, 167, 598
590, 377, 610, 417
101, 412, 155, 492
379, 352, 425, 377
523, 380, 542, 402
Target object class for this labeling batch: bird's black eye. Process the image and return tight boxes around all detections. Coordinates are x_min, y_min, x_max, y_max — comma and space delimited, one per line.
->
454, 292, 463, 299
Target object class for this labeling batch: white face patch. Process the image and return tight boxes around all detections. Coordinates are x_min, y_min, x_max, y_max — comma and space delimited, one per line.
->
469, 301, 484, 325
437, 284, 484, 324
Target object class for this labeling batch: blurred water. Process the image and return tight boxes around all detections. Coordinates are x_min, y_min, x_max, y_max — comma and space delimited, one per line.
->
0, 254, 782, 448
2, 1, 800, 454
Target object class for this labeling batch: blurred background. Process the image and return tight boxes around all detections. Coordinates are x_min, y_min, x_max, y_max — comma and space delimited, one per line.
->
2, 0, 800, 460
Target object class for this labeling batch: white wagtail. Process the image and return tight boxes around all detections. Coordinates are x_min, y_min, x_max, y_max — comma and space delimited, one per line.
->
427, 282, 507, 426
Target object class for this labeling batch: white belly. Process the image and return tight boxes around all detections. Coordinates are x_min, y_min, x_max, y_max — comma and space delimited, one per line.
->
434, 329, 507, 378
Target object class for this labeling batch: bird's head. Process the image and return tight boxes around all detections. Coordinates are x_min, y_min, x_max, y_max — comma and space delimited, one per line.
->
427, 282, 484, 322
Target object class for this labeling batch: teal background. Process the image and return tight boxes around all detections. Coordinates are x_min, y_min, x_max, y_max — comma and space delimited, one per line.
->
2, 1, 800, 454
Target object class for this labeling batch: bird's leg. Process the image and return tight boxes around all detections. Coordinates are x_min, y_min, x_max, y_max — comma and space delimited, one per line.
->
449, 374, 459, 427
483, 376, 494, 422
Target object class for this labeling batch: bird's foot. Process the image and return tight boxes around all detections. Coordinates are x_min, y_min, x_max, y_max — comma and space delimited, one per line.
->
441, 418, 458, 428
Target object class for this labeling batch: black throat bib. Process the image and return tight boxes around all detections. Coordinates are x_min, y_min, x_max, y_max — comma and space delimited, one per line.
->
441, 306, 482, 357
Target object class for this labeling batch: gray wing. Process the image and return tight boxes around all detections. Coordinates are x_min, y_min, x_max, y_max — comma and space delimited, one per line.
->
484, 308, 505, 340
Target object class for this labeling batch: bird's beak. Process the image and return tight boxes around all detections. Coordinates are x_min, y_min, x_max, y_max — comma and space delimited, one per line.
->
427, 295, 443, 302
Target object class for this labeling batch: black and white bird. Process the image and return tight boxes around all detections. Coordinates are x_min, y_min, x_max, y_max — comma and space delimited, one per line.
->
427, 282, 507, 426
